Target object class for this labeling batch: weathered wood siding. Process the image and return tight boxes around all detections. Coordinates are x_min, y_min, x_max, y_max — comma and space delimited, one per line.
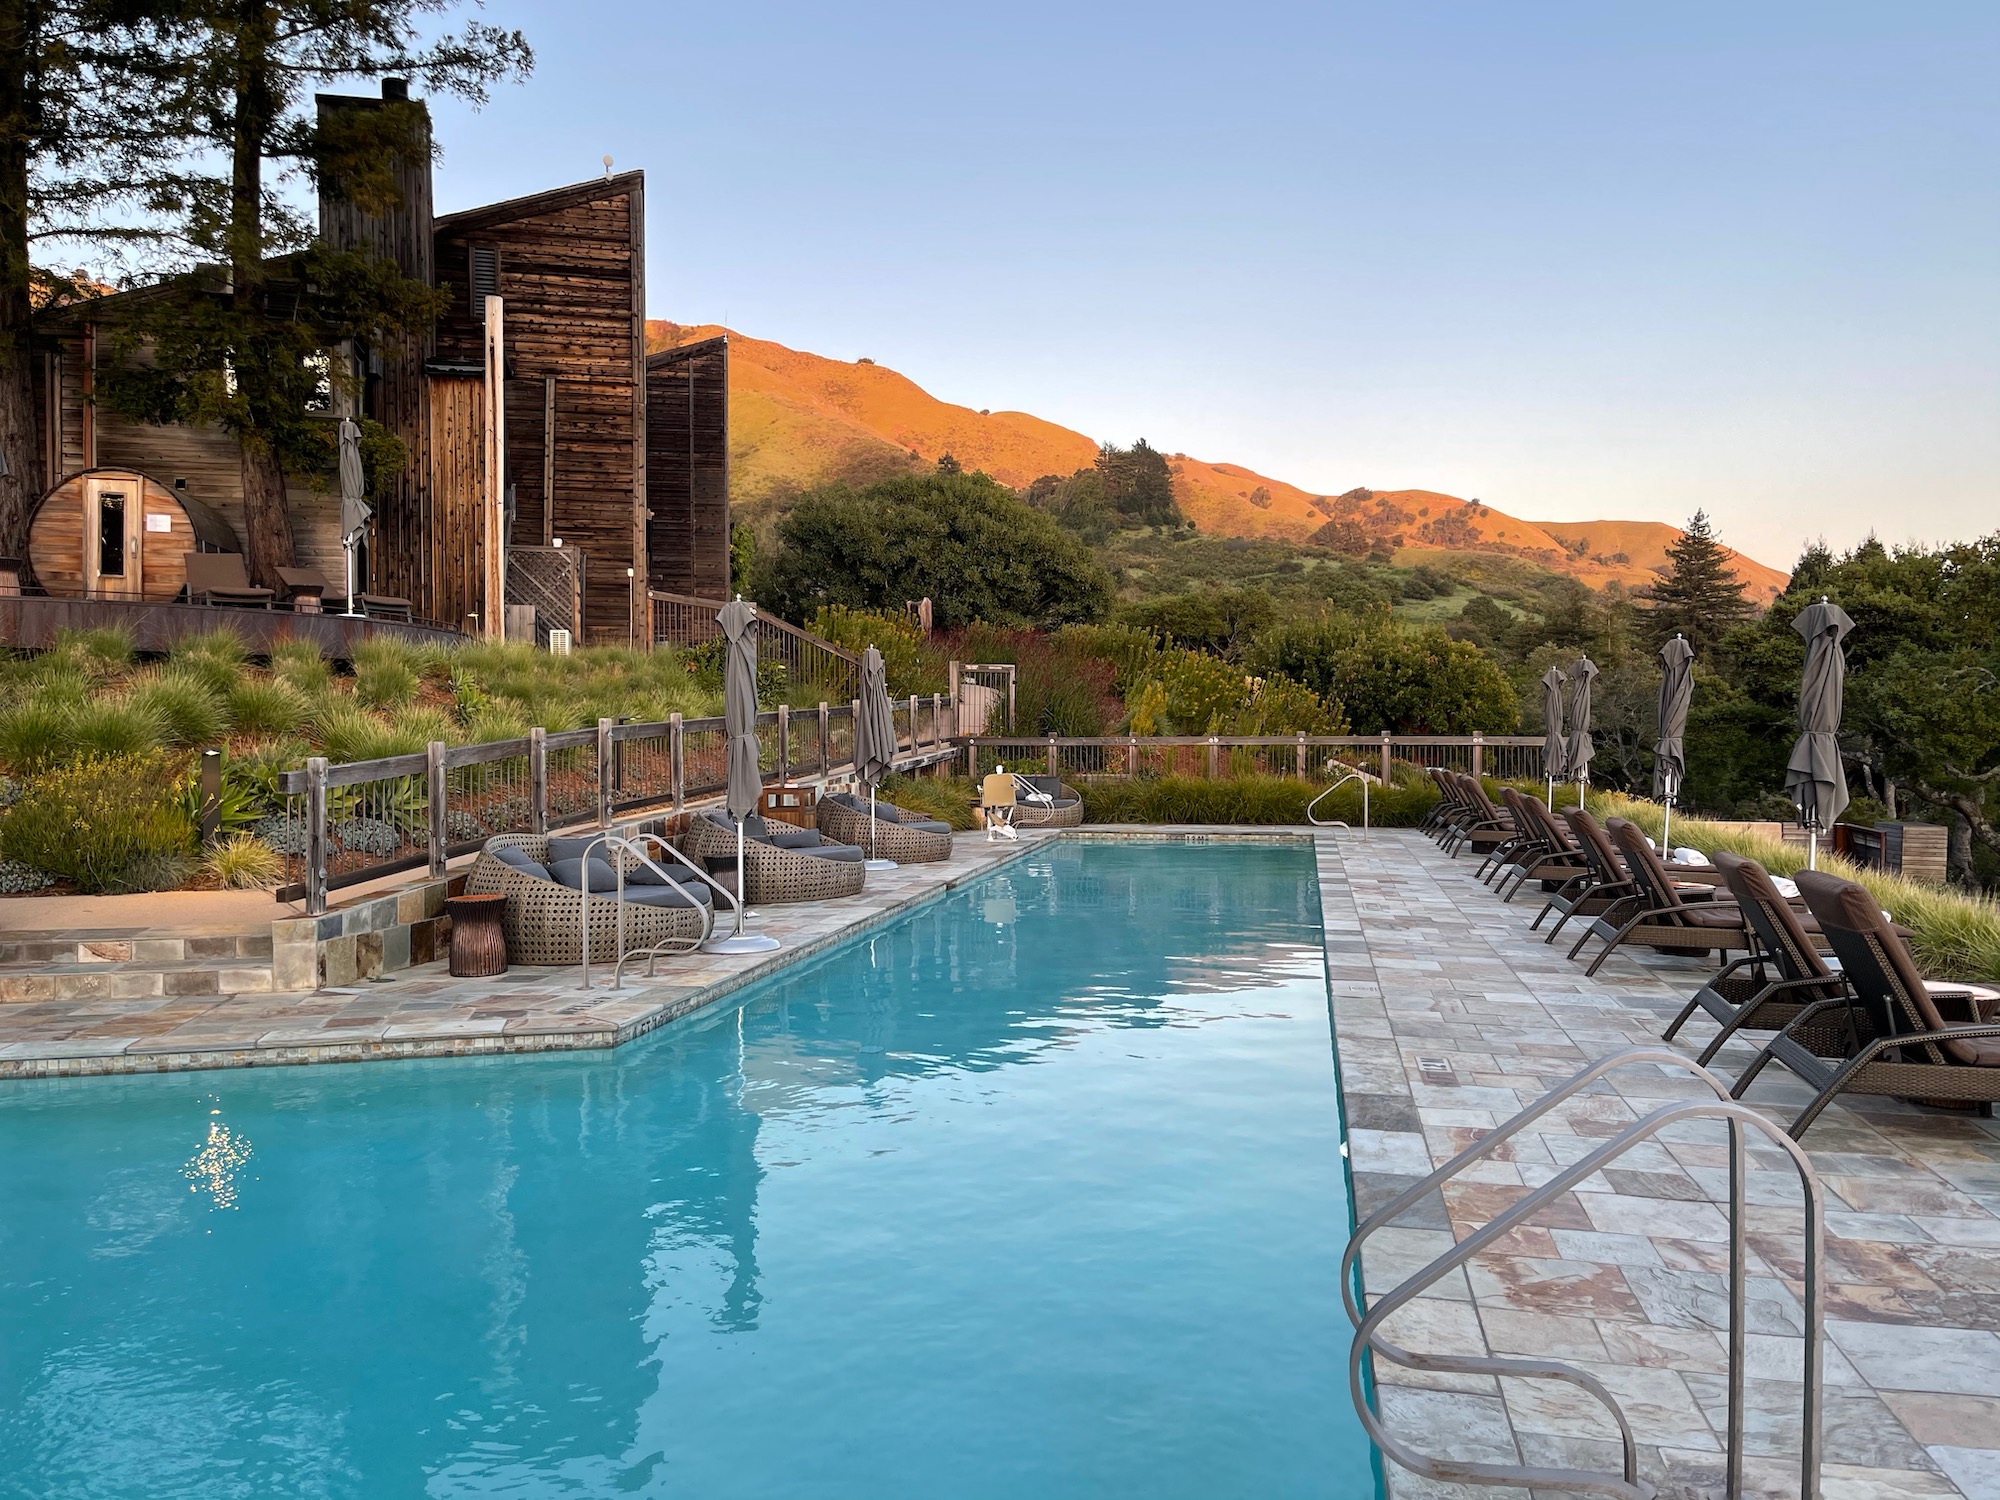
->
28, 472, 201, 601
435, 175, 648, 641
367, 373, 485, 633
645, 338, 730, 597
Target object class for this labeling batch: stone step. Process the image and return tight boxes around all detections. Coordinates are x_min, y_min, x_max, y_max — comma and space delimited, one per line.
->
0, 957, 278, 1003
0, 932, 273, 968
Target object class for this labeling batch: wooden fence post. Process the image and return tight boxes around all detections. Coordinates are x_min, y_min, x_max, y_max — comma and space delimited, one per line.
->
818, 702, 830, 778
1296, 733, 1308, 781
947, 660, 960, 733
967, 738, 979, 780
776, 704, 790, 784
426, 741, 448, 877
305, 757, 329, 917
909, 695, 920, 752
1380, 731, 1393, 785
669, 713, 684, 812
1207, 736, 1220, 779
529, 727, 548, 834
596, 718, 615, 826
1128, 736, 1139, 777
1471, 731, 1484, 779
931, 693, 942, 749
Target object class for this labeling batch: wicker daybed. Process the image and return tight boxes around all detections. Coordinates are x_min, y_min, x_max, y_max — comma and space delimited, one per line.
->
464, 833, 712, 965
681, 811, 867, 905
817, 791, 954, 863
1010, 774, 1084, 828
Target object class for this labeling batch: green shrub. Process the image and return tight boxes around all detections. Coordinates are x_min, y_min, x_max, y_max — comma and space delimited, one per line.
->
122, 670, 231, 747
227, 677, 311, 737
71, 697, 168, 760
202, 833, 283, 890
166, 629, 250, 695
49, 624, 136, 675
0, 751, 197, 892
0, 699, 82, 775
315, 702, 405, 763
809, 606, 942, 696
1076, 773, 1437, 827
354, 656, 420, 709
269, 639, 332, 694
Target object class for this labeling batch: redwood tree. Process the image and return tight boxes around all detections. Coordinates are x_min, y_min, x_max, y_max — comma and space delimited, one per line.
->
96, 0, 530, 588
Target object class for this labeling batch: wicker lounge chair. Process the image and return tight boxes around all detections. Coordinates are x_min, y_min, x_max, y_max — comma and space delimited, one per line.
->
1011, 773, 1083, 828
1662, 851, 1855, 1066
1492, 792, 1591, 902
1565, 818, 1752, 975
1534, 808, 1642, 939
1732, 868, 2000, 1137
463, 833, 711, 965
818, 791, 953, 863
681, 810, 866, 904
184, 552, 274, 608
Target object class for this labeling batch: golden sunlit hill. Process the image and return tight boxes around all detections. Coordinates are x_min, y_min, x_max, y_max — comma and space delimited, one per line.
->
647, 321, 1787, 602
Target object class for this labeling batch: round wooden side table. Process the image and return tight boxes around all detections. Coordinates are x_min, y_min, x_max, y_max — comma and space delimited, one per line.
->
446, 893, 508, 978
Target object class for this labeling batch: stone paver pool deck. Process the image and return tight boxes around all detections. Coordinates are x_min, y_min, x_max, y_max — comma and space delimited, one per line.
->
1328, 829, 2000, 1500
4, 824, 1997, 1498
0, 833, 1048, 1077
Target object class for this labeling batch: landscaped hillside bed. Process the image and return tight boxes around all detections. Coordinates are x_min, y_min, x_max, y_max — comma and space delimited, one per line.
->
0, 626, 725, 895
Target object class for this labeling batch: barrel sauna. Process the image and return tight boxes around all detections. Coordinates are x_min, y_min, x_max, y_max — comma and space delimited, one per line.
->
26, 469, 240, 602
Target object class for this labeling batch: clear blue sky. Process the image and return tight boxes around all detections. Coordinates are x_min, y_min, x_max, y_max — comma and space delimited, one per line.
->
425, 1, 1999, 571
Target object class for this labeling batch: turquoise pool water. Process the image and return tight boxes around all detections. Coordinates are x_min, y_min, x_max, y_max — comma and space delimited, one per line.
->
0, 841, 1372, 1499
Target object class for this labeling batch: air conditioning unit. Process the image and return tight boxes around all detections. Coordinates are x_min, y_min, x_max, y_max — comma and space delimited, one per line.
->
547, 628, 573, 656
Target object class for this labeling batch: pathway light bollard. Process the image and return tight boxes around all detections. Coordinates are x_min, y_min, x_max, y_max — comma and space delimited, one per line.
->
199, 748, 222, 844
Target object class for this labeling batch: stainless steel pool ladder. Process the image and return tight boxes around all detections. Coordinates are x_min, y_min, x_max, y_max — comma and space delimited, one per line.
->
575, 830, 734, 990
1342, 1047, 1825, 1500
1307, 761, 1371, 832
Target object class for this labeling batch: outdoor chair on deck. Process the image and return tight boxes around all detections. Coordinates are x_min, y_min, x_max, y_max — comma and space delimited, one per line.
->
1534, 808, 1640, 939
818, 790, 953, 863
1010, 773, 1083, 828
1732, 868, 2000, 1138
1662, 851, 1855, 1066
1493, 793, 1591, 902
464, 833, 711, 965
184, 552, 274, 608
1566, 817, 1750, 976
680, 810, 866, 905
1439, 773, 1516, 858
1419, 768, 1458, 835
1478, 787, 1552, 884
279, 564, 416, 621
979, 771, 1019, 841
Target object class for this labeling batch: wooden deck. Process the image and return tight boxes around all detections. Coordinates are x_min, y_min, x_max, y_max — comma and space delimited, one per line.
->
0, 595, 464, 659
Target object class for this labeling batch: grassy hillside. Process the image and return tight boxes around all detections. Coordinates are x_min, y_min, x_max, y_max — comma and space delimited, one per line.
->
647, 320, 1788, 602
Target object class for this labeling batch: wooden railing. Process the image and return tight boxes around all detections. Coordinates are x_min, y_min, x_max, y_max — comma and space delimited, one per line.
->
647, 589, 862, 699
273, 692, 959, 912
966, 733, 1548, 783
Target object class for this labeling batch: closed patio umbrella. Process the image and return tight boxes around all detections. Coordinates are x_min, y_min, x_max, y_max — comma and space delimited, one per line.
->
1654, 635, 1694, 849
1785, 598, 1854, 870
337, 417, 370, 615
854, 645, 898, 870
1565, 656, 1598, 804
1541, 665, 1569, 805
705, 597, 779, 953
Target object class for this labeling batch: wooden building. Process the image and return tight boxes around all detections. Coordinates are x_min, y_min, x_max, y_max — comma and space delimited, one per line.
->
24, 80, 728, 642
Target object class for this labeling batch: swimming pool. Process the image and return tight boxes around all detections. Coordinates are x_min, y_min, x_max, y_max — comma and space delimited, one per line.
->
0, 840, 1373, 1499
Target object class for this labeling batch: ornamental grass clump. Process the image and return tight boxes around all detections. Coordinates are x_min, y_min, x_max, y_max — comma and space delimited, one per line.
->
122, 669, 231, 746
227, 676, 311, 737
202, 832, 283, 890
1077, 773, 1437, 827
0, 751, 196, 892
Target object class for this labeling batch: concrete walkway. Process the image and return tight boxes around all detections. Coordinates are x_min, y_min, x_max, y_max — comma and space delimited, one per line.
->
1327, 829, 2000, 1500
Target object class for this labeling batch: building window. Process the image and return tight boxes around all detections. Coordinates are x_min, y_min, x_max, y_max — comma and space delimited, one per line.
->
470, 243, 500, 320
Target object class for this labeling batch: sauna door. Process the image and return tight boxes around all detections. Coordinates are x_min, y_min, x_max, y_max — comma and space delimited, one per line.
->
83, 474, 144, 598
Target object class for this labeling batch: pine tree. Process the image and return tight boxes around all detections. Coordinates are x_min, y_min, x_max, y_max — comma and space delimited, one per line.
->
1643, 509, 1752, 654
92, 1, 530, 586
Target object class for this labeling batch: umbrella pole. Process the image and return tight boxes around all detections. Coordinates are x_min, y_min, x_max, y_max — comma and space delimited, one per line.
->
700, 816, 781, 955
864, 784, 897, 872
1808, 824, 1818, 872
735, 820, 746, 937
343, 536, 359, 616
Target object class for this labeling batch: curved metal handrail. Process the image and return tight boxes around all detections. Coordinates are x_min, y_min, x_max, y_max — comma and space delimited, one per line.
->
1345, 1048, 1824, 1500
575, 831, 717, 989
1308, 762, 1371, 830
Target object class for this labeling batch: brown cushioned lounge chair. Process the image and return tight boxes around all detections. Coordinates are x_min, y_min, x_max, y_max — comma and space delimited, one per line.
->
1662, 851, 1856, 1066
184, 552, 274, 608
1535, 808, 1641, 939
1563, 816, 1745, 975
1732, 868, 2000, 1138
1494, 792, 1592, 902
1439, 772, 1516, 858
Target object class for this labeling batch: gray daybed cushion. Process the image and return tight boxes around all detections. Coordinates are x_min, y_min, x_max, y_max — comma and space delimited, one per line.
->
489, 843, 552, 881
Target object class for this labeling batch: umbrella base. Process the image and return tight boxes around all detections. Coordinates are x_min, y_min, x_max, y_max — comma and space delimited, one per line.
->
701, 932, 781, 955
864, 858, 898, 872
